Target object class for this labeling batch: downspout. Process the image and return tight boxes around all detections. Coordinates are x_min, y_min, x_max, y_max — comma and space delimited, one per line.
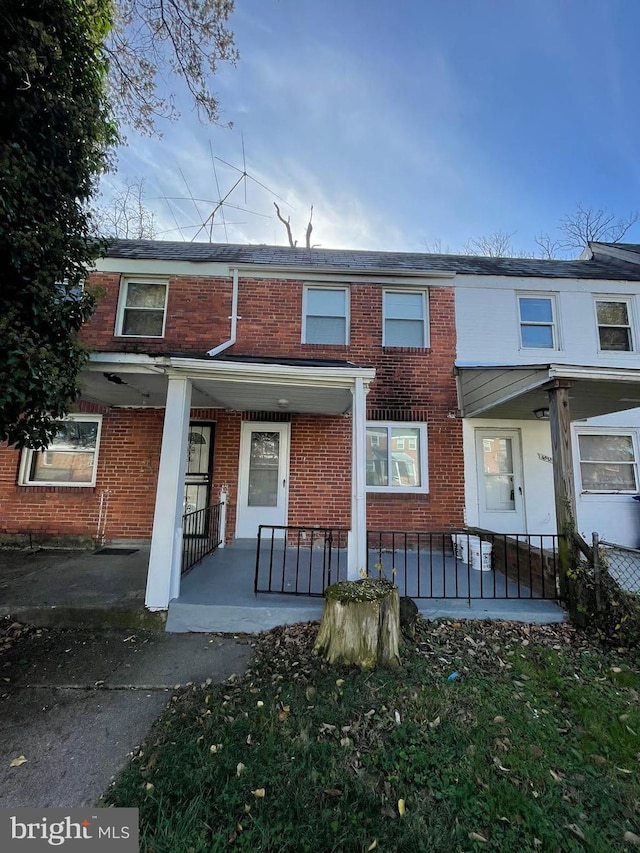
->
207, 268, 239, 356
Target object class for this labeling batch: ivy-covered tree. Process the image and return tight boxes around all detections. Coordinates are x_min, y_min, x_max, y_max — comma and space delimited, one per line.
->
0, 0, 118, 448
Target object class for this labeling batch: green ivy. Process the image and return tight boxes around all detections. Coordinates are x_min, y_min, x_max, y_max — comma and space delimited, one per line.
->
0, 0, 118, 447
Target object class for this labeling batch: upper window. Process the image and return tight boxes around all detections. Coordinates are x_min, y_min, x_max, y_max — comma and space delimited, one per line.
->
577, 432, 637, 493
19, 416, 102, 487
116, 279, 168, 337
302, 286, 348, 344
518, 295, 557, 349
366, 423, 428, 493
595, 299, 634, 352
383, 290, 428, 347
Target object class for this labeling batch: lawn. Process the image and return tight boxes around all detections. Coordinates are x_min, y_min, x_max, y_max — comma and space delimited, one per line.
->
106, 619, 640, 852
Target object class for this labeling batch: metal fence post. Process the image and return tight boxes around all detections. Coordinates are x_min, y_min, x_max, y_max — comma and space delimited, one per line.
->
592, 531, 602, 612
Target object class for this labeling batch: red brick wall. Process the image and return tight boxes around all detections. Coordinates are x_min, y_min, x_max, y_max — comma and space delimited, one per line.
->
0, 271, 462, 542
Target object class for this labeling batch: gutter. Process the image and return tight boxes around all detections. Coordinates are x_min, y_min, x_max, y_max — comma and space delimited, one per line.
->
207, 267, 239, 357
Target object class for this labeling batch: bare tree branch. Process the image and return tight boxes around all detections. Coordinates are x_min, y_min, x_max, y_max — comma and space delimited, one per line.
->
105, 0, 239, 135
305, 204, 313, 249
274, 202, 295, 247
94, 177, 157, 239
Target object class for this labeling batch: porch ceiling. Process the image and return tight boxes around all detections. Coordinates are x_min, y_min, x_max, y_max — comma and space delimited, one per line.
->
456, 363, 640, 421
80, 356, 374, 414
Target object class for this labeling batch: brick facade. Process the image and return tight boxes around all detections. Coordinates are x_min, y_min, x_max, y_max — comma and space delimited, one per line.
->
0, 269, 463, 544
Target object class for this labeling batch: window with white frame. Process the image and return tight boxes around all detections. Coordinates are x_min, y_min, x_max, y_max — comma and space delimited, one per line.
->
116, 279, 168, 337
595, 299, 634, 352
383, 290, 428, 347
366, 423, 428, 492
518, 295, 557, 349
302, 286, 349, 344
20, 415, 102, 487
577, 431, 638, 493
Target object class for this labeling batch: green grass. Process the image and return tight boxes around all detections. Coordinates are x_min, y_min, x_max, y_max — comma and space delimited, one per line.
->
105, 620, 640, 852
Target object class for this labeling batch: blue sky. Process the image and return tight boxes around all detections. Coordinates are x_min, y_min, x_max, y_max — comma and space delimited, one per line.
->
105, 0, 640, 253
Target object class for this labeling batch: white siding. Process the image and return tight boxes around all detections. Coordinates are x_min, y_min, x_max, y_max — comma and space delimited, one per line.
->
455, 275, 640, 370
463, 413, 640, 548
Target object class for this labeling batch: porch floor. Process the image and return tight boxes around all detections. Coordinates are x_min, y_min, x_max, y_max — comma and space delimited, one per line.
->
166, 539, 565, 632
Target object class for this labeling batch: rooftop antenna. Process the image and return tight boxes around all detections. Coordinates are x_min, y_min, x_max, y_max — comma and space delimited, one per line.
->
160, 136, 294, 243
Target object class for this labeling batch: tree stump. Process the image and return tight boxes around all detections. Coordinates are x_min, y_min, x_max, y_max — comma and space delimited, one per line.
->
314, 579, 401, 668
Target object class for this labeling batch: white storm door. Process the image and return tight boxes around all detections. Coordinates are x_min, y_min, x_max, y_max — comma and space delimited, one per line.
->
475, 429, 526, 533
236, 423, 290, 538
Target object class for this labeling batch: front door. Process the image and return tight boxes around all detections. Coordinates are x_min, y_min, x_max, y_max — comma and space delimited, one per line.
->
236, 423, 290, 539
475, 429, 526, 533
184, 423, 214, 535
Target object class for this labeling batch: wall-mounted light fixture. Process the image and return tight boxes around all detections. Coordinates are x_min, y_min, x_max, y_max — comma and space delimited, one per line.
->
277, 398, 290, 409
533, 407, 550, 420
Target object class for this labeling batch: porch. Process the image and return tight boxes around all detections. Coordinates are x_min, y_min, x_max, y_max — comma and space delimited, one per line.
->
166, 535, 565, 632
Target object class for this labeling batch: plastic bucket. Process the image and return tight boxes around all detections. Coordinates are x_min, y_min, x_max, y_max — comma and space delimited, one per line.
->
470, 541, 492, 572
452, 534, 480, 564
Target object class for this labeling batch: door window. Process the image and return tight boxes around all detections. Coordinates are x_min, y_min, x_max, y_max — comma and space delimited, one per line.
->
248, 431, 280, 507
481, 436, 516, 511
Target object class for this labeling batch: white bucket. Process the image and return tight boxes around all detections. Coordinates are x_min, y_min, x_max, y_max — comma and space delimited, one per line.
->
471, 540, 492, 572
452, 534, 480, 564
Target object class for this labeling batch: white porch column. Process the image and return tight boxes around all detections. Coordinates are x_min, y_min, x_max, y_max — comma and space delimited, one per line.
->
348, 377, 367, 579
145, 376, 192, 610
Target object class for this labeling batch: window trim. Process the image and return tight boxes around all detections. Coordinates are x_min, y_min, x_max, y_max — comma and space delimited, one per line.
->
517, 293, 559, 351
365, 421, 429, 494
382, 289, 429, 348
19, 414, 103, 488
301, 285, 350, 345
593, 296, 635, 353
575, 427, 638, 495
115, 277, 169, 338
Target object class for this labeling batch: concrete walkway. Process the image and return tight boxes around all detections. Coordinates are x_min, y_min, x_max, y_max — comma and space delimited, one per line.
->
0, 623, 253, 808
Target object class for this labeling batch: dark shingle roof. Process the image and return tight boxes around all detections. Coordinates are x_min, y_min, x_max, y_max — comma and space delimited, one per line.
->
104, 239, 640, 281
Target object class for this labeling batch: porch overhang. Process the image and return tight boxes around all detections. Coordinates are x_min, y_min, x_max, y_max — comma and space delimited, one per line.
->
81, 353, 376, 415
456, 363, 640, 421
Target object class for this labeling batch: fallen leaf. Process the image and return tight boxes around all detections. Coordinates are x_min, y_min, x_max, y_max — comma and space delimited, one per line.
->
468, 831, 488, 843
493, 716, 506, 724
624, 831, 640, 846
278, 709, 289, 722
368, 841, 377, 851
549, 770, 563, 783
251, 788, 265, 798
398, 798, 406, 817
9, 755, 27, 767
336, 679, 345, 687
429, 716, 441, 730
236, 763, 246, 777
145, 782, 154, 792
565, 824, 585, 841
493, 757, 511, 773
256, 701, 264, 708
305, 686, 317, 702
324, 788, 342, 797
615, 766, 633, 775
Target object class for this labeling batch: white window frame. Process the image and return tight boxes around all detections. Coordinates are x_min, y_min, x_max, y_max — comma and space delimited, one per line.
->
574, 428, 639, 494
365, 422, 428, 494
19, 415, 103, 487
115, 277, 169, 338
383, 289, 429, 348
593, 296, 635, 353
517, 293, 559, 350
301, 285, 349, 345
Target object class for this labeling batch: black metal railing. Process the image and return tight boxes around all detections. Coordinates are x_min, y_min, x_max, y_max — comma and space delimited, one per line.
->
254, 525, 350, 595
366, 530, 561, 600
181, 503, 223, 575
